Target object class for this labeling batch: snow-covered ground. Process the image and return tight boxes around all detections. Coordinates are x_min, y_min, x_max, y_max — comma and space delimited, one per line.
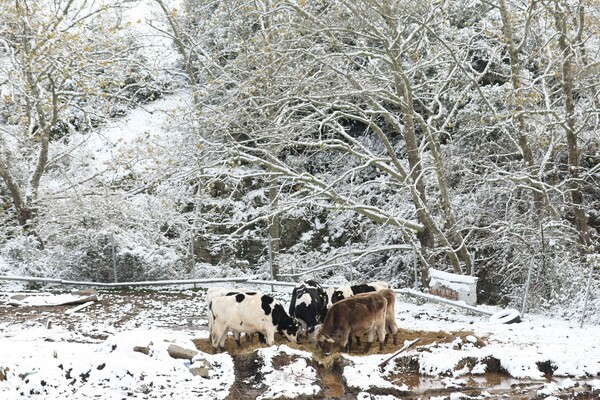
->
1, 282, 599, 399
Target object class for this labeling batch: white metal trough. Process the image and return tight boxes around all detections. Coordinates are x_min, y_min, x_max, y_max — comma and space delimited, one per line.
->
428, 268, 478, 306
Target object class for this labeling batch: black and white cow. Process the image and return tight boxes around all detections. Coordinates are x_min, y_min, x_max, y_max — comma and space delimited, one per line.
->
288, 280, 328, 339
327, 281, 390, 308
210, 292, 299, 351
206, 287, 262, 346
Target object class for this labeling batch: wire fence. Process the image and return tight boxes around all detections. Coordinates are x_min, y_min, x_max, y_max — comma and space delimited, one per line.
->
6, 232, 597, 326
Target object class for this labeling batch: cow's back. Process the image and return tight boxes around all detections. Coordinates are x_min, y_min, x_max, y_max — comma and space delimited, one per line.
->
322, 292, 387, 333
211, 292, 267, 331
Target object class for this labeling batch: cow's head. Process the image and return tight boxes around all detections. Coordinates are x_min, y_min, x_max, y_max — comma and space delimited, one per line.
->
331, 290, 345, 304
282, 318, 300, 343
313, 325, 335, 354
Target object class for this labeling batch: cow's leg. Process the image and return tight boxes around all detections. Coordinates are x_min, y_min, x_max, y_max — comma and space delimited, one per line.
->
265, 330, 275, 346
219, 330, 229, 351
295, 324, 305, 344
385, 320, 398, 346
234, 332, 242, 347
390, 321, 398, 345
213, 324, 228, 352
377, 323, 386, 352
365, 327, 376, 353
341, 329, 351, 352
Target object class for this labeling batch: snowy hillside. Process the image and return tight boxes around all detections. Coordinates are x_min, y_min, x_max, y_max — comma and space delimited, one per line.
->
0, 0, 599, 323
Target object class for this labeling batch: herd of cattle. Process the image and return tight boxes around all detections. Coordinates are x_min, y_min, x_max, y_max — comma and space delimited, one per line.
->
206, 280, 399, 354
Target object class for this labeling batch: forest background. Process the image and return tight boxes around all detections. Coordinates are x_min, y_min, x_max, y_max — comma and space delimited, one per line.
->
0, 0, 599, 323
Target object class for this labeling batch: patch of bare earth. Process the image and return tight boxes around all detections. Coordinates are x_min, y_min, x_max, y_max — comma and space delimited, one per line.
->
193, 328, 488, 399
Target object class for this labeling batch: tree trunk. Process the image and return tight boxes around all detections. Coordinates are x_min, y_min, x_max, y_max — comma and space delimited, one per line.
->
0, 157, 32, 227
552, 2, 591, 247
498, 0, 544, 211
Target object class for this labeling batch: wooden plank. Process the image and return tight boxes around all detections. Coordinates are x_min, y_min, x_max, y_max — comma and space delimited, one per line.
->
65, 301, 95, 315
378, 338, 420, 369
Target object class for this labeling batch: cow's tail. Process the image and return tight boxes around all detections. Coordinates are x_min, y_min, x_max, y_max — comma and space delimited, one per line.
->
288, 288, 297, 317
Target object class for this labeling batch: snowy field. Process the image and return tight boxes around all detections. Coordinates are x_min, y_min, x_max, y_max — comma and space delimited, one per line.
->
1, 281, 600, 400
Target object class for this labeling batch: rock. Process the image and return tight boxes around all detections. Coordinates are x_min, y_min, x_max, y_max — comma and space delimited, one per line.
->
133, 346, 150, 355
167, 344, 199, 360
0, 367, 8, 381
189, 358, 211, 378
132, 339, 153, 355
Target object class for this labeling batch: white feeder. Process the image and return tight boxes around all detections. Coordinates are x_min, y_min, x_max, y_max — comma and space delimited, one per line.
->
428, 268, 478, 306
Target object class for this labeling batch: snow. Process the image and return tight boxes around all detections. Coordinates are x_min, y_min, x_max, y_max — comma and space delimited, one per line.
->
6, 293, 95, 307
399, 300, 600, 380
1, 287, 599, 399
429, 268, 478, 284
0, 328, 233, 399
256, 345, 320, 399
344, 353, 409, 392
1, 0, 599, 397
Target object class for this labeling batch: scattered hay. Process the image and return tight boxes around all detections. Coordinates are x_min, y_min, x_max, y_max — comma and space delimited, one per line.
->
191, 328, 486, 364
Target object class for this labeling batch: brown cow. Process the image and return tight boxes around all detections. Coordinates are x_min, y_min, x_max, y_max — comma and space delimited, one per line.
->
315, 291, 387, 354
353, 289, 398, 345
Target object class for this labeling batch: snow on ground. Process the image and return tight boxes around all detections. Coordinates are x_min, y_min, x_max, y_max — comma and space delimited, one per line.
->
395, 300, 600, 380
256, 345, 321, 399
58, 90, 193, 187
0, 327, 233, 399
1, 284, 599, 399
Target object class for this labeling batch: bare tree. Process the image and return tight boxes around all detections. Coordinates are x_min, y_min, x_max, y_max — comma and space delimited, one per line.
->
0, 0, 148, 244
161, 0, 598, 286
547, 0, 592, 247
496, 0, 545, 209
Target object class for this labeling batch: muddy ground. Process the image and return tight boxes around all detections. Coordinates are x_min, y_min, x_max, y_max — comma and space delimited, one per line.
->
0, 288, 596, 399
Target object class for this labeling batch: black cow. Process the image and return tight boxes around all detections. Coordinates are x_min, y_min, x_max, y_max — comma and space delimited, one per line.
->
289, 280, 328, 338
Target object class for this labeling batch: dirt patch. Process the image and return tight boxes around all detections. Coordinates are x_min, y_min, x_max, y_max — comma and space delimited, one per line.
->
321, 359, 345, 399
0, 289, 205, 341
537, 359, 558, 379
0, 367, 8, 381
192, 327, 491, 399
226, 352, 266, 400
